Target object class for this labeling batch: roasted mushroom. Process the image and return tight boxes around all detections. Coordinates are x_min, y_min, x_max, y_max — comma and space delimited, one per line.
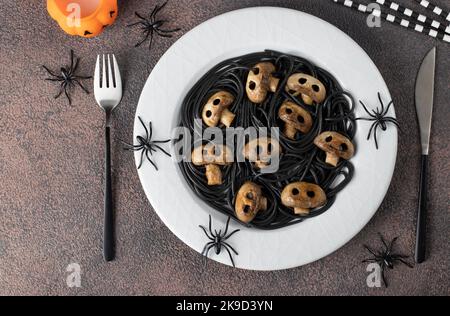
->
192, 143, 233, 186
202, 91, 236, 128
243, 137, 281, 169
281, 182, 327, 215
246, 62, 280, 104
314, 131, 355, 167
278, 101, 313, 140
286, 73, 327, 105
235, 182, 267, 223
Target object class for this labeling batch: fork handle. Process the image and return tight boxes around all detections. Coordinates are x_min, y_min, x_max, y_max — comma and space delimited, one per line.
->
104, 126, 115, 262
415, 154, 428, 264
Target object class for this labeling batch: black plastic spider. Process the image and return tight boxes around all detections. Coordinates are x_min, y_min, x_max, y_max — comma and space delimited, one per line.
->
362, 234, 413, 288
356, 93, 400, 149
42, 50, 92, 105
199, 215, 240, 267
122, 117, 171, 170
127, 1, 181, 52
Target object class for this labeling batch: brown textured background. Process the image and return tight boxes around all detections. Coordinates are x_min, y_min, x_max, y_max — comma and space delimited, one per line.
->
0, 0, 449, 296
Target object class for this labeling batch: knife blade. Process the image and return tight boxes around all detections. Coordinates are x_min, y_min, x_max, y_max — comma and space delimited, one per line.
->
415, 47, 436, 156
414, 46, 436, 264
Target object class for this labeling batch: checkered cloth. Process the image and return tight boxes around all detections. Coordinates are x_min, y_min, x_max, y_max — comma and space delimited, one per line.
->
332, 0, 450, 43
416, 0, 450, 22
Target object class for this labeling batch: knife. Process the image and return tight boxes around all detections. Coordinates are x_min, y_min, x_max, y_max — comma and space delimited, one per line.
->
414, 46, 436, 264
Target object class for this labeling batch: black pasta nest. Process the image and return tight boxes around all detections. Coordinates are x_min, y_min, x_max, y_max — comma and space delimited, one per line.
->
177, 50, 357, 230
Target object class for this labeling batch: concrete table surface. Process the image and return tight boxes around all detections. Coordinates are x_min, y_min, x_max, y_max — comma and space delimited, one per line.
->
0, 0, 448, 296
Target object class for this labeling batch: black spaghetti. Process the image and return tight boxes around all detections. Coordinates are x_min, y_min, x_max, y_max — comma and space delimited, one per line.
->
177, 50, 357, 230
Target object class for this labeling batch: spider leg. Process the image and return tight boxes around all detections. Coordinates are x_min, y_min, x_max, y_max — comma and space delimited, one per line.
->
383, 100, 394, 116
201, 242, 214, 256
134, 12, 147, 21
395, 258, 414, 268
152, 139, 171, 144
123, 143, 144, 151
152, 144, 171, 157
201, 243, 215, 269
150, 5, 159, 20
148, 145, 157, 155
157, 27, 181, 33
135, 29, 151, 47
202, 243, 215, 267
54, 83, 65, 99
153, 1, 168, 19
390, 253, 409, 259
63, 83, 72, 105
378, 233, 389, 250
222, 244, 237, 267
73, 80, 90, 94
136, 136, 147, 145
384, 118, 401, 131
128, 21, 144, 27
223, 217, 231, 236
366, 121, 376, 140
381, 265, 389, 288
137, 149, 145, 169
154, 30, 175, 38
149, 121, 153, 140
121, 138, 144, 150
73, 75, 93, 80
208, 215, 214, 237
364, 245, 379, 257
377, 92, 385, 115
45, 78, 63, 82
70, 57, 80, 77
222, 242, 238, 255
42, 65, 59, 77
387, 237, 399, 255
359, 101, 377, 118
362, 258, 378, 263
223, 229, 240, 241
145, 150, 159, 170
138, 117, 149, 140
354, 117, 375, 122
69, 49, 75, 72
199, 225, 214, 241
373, 122, 380, 149
148, 30, 155, 51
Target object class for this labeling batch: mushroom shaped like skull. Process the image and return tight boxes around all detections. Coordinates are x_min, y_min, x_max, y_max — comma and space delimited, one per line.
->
235, 182, 267, 224
243, 137, 281, 169
192, 143, 233, 186
278, 101, 313, 140
202, 91, 236, 128
246, 63, 280, 104
281, 182, 327, 215
314, 131, 355, 167
286, 73, 327, 105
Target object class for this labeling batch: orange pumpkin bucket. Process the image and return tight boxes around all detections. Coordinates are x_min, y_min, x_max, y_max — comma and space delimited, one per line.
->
47, 0, 118, 38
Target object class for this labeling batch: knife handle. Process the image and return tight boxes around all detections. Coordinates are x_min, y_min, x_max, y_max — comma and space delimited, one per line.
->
415, 154, 429, 264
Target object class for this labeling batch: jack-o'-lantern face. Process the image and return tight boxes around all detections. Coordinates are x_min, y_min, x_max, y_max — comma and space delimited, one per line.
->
47, 0, 118, 38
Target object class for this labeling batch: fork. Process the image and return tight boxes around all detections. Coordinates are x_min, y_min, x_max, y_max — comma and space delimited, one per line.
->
94, 54, 123, 262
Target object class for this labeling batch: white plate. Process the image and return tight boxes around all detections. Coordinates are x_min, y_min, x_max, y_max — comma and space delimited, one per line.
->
134, 7, 397, 270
